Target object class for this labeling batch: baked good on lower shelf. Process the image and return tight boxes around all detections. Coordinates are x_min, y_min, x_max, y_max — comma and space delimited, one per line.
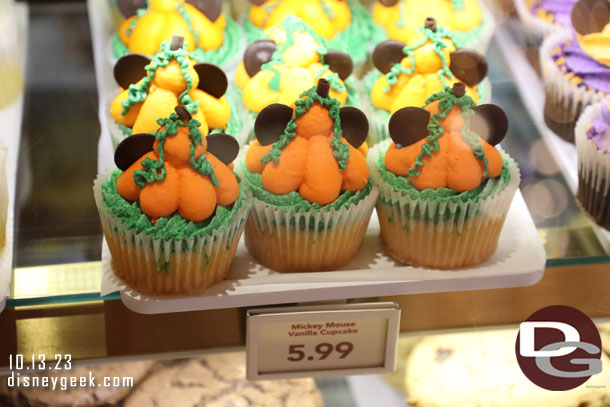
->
370, 83, 520, 269
241, 79, 376, 272
575, 102, 610, 230
94, 106, 248, 295
405, 329, 610, 407
123, 352, 324, 407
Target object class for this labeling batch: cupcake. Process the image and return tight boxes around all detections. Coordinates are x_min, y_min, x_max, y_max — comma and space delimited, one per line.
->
240, 79, 377, 272
371, 0, 494, 52
514, 0, 578, 39
541, 0, 610, 143
242, 0, 371, 68
112, 0, 244, 69
94, 106, 248, 295
0, 143, 7, 254
109, 36, 240, 148
235, 17, 359, 140
370, 83, 520, 269
576, 102, 610, 230
365, 18, 490, 144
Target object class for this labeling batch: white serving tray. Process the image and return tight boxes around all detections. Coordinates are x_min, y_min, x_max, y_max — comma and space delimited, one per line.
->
0, 3, 28, 312
100, 190, 546, 314
495, 25, 610, 255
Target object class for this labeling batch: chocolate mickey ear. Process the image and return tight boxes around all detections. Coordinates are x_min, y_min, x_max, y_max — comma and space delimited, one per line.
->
206, 133, 240, 165
194, 63, 228, 98
339, 107, 368, 148
187, 0, 222, 22
378, 0, 400, 5
114, 54, 151, 89
449, 49, 488, 87
571, 0, 610, 36
243, 40, 277, 77
388, 107, 430, 147
117, 0, 147, 18
373, 40, 406, 74
114, 133, 156, 171
254, 104, 294, 146
325, 50, 353, 81
469, 104, 509, 146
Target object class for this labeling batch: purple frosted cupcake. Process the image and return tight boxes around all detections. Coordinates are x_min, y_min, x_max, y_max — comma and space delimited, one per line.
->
515, 0, 577, 39
575, 102, 610, 229
540, 0, 610, 142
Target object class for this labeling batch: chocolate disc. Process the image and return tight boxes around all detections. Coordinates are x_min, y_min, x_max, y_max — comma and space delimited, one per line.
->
114, 133, 156, 171
388, 107, 430, 147
243, 40, 277, 77
373, 40, 406, 74
325, 50, 353, 80
114, 54, 151, 89
117, 0, 146, 18
187, 0, 222, 22
194, 63, 228, 98
254, 104, 294, 146
206, 133, 240, 165
248, 0, 267, 5
340, 107, 369, 148
449, 49, 488, 87
378, 0, 400, 5
470, 104, 509, 146
571, 0, 610, 36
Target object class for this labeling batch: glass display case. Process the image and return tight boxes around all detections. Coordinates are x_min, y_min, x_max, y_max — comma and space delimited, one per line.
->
1, 0, 610, 405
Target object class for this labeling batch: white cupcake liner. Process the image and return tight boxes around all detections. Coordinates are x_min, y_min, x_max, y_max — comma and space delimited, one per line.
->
575, 102, 610, 229
514, 0, 567, 42
540, 30, 610, 142
93, 168, 250, 295
368, 139, 520, 268
363, 74, 492, 146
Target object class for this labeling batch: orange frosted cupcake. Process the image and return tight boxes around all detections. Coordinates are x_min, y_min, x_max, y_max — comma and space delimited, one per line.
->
94, 106, 248, 295
240, 79, 377, 273
369, 83, 520, 269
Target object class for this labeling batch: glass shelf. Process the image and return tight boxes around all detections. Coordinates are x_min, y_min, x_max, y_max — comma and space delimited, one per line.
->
5, 1, 610, 309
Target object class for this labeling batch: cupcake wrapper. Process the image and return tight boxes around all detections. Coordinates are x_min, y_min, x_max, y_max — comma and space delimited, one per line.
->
244, 188, 378, 273
513, 0, 564, 42
369, 139, 520, 269
575, 102, 610, 229
540, 30, 609, 143
93, 168, 250, 295
362, 73, 492, 146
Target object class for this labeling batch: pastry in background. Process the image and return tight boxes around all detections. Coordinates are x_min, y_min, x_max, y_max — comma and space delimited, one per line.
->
0, 144, 7, 254
241, 79, 376, 272
243, 0, 371, 67
0, 0, 23, 109
95, 106, 248, 295
109, 36, 240, 148
112, 0, 244, 69
365, 17, 490, 144
541, 0, 610, 142
575, 102, 610, 230
514, 0, 578, 40
370, 83, 520, 269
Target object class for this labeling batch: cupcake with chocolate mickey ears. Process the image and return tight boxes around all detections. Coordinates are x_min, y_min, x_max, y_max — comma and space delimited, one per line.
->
242, 0, 371, 68
241, 79, 377, 273
365, 18, 490, 144
94, 106, 249, 295
109, 36, 241, 147
514, 0, 578, 40
541, 0, 610, 142
370, 83, 520, 269
112, 0, 244, 69
371, 0, 494, 52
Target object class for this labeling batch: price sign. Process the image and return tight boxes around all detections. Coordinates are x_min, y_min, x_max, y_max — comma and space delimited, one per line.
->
246, 302, 400, 380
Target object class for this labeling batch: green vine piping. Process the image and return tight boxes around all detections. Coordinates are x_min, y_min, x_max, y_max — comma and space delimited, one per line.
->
120, 40, 199, 117
133, 112, 218, 189
384, 24, 456, 92
260, 85, 350, 171
451, 0, 465, 11
261, 16, 346, 93
407, 86, 488, 181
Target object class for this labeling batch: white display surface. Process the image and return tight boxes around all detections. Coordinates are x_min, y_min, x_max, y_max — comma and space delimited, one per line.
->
0, 3, 28, 312
100, 190, 546, 314
495, 25, 610, 255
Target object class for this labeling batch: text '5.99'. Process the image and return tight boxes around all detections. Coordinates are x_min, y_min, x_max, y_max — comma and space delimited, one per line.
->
287, 342, 354, 362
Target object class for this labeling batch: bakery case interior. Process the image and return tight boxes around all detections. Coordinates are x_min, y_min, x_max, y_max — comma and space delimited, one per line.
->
0, 0, 610, 405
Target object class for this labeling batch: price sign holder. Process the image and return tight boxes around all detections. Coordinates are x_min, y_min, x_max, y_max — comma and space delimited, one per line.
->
246, 302, 400, 380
